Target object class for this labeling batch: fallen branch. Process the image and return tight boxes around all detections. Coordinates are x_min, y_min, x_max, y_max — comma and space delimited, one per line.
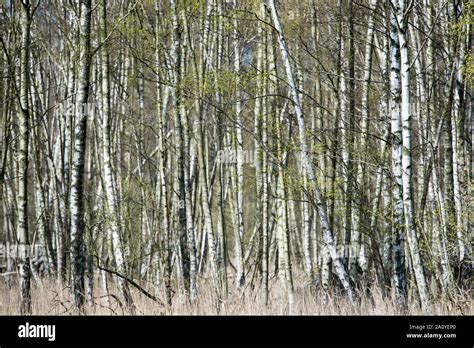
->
96, 265, 165, 307
0, 272, 17, 277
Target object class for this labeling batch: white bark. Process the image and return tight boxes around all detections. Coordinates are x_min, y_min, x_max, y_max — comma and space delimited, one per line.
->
352, 0, 377, 274
170, 0, 198, 302
389, 7, 407, 309
268, 0, 354, 303
394, 0, 431, 311
232, 0, 245, 289
257, 3, 269, 304
100, 0, 135, 312
338, 7, 351, 267
452, 18, 470, 278
155, 0, 172, 305
70, 0, 92, 312
18, 0, 32, 314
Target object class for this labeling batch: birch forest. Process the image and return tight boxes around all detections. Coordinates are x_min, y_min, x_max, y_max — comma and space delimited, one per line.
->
0, 0, 472, 315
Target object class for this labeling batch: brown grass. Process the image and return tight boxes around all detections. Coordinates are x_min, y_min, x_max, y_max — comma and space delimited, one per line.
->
0, 274, 471, 315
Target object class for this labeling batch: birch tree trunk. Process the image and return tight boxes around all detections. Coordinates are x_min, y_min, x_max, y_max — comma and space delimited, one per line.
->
170, 0, 197, 302
268, 0, 354, 303
18, 0, 32, 314
394, 0, 431, 312
389, 6, 407, 309
70, 0, 92, 312
338, 0, 351, 270
196, 0, 219, 300
100, 0, 135, 312
232, 0, 245, 289
352, 0, 377, 275
451, 6, 470, 287
155, 0, 172, 305
255, 3, 270, 304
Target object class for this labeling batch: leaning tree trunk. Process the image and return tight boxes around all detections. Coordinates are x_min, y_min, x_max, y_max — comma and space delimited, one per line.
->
268, 0, 354, 303
70, 0, 92, 312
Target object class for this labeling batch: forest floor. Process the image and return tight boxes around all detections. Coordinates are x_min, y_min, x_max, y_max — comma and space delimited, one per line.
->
0, 275, 471, 315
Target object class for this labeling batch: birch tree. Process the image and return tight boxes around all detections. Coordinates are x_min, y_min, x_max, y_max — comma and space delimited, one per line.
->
17, 0, 32, 314
100, 0, 135, 312
268, 0, 354, 303
232, 0, 245, 289
389, 5, 407, 309
393, 0, 430, 311
70, 0, 92, 311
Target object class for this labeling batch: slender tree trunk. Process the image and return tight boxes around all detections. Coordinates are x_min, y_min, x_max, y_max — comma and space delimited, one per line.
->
395, 0, 431, 312
100, 0, 135, 312
452, 7, 470, 286
352, 0, 377, 276
70, 0, 92, 312
268, 0, 354, 303
338, 0, 351, 270
389, 7, 407, 309
255, 3, 270, 304
232, 0, 245, 289
155, 1, 173, 306
18, 0, 32, 314
170, 0, 197, 302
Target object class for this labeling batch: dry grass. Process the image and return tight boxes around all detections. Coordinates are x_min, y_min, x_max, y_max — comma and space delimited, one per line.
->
0, 274, 471, 315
